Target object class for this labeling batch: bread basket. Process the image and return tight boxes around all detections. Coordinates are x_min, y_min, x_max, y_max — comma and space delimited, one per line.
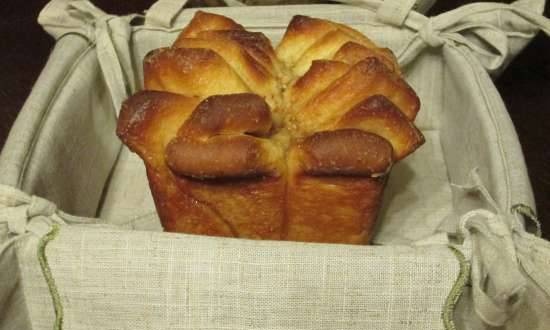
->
1, 0, 550, 329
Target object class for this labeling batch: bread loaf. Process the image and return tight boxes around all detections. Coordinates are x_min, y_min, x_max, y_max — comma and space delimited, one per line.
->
117, 11, 424, 244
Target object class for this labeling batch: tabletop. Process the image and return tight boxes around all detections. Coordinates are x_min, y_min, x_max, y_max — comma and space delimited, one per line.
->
2, 0, 549, 239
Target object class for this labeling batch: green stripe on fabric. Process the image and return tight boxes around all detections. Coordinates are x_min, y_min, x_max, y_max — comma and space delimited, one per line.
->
442, 246, 470, 330
37, 223, 63, 330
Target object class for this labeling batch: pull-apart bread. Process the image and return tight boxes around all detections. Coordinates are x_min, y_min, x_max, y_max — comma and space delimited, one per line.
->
117, 12, 424, 244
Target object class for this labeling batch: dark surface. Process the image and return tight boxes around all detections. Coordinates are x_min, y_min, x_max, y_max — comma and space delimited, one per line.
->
1, 0, 549, 238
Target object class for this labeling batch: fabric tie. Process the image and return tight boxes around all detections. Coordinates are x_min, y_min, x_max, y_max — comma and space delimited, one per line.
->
38, 0, 135, 113
397, 2, 550, 74
0, 185, 59, 236
418, 19, 445, 47
38, 0, 110, 40
459, 210, 526, 327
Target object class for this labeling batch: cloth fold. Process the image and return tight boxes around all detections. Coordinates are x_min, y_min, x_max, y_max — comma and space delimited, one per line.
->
459, 210, 526, 326
38, 0, 135, 112
397, 2, 550, 75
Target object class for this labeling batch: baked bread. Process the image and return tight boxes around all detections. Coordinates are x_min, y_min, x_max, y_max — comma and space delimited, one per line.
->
117, 12, 424, 244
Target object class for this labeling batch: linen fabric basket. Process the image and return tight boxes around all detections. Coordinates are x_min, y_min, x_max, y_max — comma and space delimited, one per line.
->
1, 0, 550, 329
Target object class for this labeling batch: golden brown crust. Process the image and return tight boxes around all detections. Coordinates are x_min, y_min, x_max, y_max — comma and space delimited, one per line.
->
337, 95, 425, 160
172, 37, 272, 88
276, 15, 334, 67
175, 176, 285, 239
118, 92, 237, 237
285, 60, 350, 110
166, 135, 279, 179
166, 94, 283, 179
276, 15, 397, 77
285, 175, 386, 244
291, 58, 420, 136
293, 129, 393, 177
333, 42, 400, 73
143, 47, 249, 97
291, 29, 357, 76
177, 11, 244, 39
117, 91, 201, 167
118, 12, 425, 244
196, 30, 282, 77
172, 19, 282, 108
147, 167, 237, 237
181, 93, 273, 137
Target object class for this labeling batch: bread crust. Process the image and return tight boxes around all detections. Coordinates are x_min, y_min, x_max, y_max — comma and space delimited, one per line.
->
117, 12, 424, 244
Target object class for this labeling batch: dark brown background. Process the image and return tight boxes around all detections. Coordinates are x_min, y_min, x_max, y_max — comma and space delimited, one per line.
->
2, 0, 549, 238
